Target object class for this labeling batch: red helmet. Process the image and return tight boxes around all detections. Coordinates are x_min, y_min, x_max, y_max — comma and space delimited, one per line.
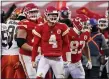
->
45, 6, 59, 23
60, 6, 71, 18
72, 14, 90, 33
23, 3, 40, 20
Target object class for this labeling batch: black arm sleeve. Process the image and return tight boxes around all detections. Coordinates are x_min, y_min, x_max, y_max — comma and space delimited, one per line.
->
15, 38, 27, 47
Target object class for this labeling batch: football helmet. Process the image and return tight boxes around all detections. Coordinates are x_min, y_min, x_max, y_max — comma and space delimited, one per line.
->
45, 6, 59, 23
23, 3, 40, 21
72, 14, 90, 33
60, 6, 71, 19
10, 7, 23, 20
98, 18, 108, 30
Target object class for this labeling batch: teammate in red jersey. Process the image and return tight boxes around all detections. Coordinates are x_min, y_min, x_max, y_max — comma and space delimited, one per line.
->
16, 3, 42, 78
31, 6, 70, 79
64, 14, 92, 79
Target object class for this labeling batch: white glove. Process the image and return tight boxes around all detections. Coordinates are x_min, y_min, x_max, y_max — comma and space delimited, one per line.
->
86, 60, 92, 69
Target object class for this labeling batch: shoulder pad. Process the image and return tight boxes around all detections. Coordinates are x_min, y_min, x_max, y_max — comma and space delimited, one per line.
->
37, 23, 44, 26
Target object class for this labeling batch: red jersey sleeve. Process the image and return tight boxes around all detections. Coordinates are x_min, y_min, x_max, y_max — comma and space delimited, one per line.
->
32, 24, 42, 61
85, 31, 91, 42
61, 24, 70, 61
104, 31, 109, 39
17, 20, 28, 31
68, 27, 79, 41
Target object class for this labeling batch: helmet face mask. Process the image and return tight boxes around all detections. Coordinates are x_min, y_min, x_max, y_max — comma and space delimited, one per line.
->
23, 3, 40, 21
47, 13, 59, 23
45, 6, 59, 24
26, 9, 40, 21
81, 21, 91, 32
98, 18, 108, 30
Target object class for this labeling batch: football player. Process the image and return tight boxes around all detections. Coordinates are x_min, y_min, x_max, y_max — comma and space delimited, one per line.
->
1, 7, 26, 79
98, 7, 109, 78
16, 3, 42, 78
31, 6, 70, 79
64, 14, 92, 79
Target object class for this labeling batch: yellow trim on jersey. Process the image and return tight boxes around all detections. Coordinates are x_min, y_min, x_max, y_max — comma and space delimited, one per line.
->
62, 28, 69, 36
22, 25, 27, 28
32, 29, 41, 38
72, 27, 80, 35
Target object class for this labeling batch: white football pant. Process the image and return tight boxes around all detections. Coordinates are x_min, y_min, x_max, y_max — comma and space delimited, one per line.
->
19, 54, 41, 78
36, 56, 65, 78
64, 60, 85, 79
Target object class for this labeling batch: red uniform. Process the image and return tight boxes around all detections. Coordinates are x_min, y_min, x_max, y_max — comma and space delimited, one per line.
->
68, 28, 90, 63
103, 30, 109, 40
32, 22, 70, 61
18, 19, 41, 56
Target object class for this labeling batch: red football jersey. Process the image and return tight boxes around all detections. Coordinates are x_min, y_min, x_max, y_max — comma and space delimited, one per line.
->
69, 28, 90, 63
103, 30, 109, 40
18, 19, 40, 56
37, 17, 44, 24
32, 22, 70, 61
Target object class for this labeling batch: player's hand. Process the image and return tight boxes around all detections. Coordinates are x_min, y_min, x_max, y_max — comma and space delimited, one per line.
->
64, 61, 71, 68
86, 60, 92, 69
32, 61, 37, 68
